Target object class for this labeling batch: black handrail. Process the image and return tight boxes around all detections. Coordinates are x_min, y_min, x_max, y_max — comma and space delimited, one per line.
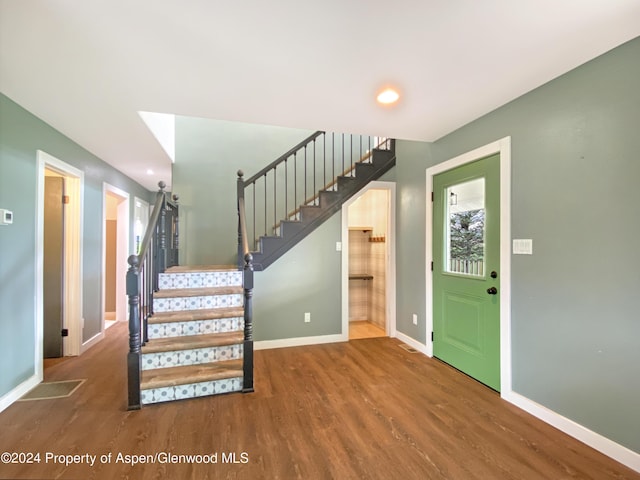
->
240, 133, 391, 251
244, 131, 324, 185
126, 181, 179, 410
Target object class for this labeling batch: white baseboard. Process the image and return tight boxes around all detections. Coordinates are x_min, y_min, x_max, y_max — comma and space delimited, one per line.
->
393, 331, 429, 356
392, 331, 639, 472
80, 331, 104, 354
255, 333, 346, 350
0, 373, 42, 414
503, 390, 640, 473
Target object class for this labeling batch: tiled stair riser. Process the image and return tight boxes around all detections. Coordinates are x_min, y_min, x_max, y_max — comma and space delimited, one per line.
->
141, 377, 243, 405
153, 294, 243, 313
158, 271, 242, 290
142, 344, 243, 371
148, 317, 244, 339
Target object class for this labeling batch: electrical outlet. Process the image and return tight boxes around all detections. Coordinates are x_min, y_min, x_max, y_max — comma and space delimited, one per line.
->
304, 312, 311, 323
335, 241, 342, 251
412, 313, 418, 325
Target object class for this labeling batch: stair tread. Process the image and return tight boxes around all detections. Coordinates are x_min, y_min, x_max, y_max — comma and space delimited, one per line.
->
149, 307, 244, 324
142, 332, 244, 353
164, 265, 238, 273
141, 359, 243, 390
154, 286, 243, 298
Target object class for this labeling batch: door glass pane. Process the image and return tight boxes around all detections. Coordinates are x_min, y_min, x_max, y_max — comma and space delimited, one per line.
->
445, 178, 485, 276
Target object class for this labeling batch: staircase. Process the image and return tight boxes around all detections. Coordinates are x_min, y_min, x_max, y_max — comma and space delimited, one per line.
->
127, 132, 394, 409
139, 266, 245, 405
126, 185, 253, 410
239, 133, 396, 270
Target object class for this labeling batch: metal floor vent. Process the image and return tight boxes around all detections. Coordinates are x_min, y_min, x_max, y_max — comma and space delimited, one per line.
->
398, 344, 418, 353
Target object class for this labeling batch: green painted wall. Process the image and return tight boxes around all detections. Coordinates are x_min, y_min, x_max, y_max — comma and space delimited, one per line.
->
395, 37, 640, 452
0, 93, 151, 399
173, 116, 315, 266
254, 213, 342, 341
394, 140, 436, 344
173, 118, 347, 341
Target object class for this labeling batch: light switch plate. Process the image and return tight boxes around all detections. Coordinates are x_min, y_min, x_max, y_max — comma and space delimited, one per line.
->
0, 209, 13, 225
513, 239, 533, 255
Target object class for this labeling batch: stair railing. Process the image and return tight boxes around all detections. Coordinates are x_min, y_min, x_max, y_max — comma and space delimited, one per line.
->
238, 132, 391, 251
237, 172, 254, 393
126, 181, 179, 410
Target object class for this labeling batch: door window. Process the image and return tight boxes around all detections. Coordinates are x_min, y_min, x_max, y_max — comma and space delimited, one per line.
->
445, 177, 485, 277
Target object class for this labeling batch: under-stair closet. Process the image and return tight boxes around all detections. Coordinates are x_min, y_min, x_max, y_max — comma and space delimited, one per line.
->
347, 189, 389, 339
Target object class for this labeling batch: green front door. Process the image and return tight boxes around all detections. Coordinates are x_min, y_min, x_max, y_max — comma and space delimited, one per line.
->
433, 154, 500, 391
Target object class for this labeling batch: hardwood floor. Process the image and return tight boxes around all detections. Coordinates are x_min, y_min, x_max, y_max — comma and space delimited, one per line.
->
0, 322, 637, 480
349, 320, 386, 339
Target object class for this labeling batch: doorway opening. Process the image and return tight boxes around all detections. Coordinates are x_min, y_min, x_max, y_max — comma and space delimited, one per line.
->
43, 168, 66, 358
341, 181, 396, 341
36, 151, 84, 369
102, 184, 129, 331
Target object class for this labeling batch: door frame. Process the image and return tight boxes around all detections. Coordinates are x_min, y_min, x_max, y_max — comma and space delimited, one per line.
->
341, 181, 397, 341
36, 150, 84, 363
102, 183, 130, 331
425, 137, 512, 395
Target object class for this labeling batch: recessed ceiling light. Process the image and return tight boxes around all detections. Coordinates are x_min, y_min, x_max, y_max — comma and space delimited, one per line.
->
376, 87, 400, 105
146, 169, 154, 175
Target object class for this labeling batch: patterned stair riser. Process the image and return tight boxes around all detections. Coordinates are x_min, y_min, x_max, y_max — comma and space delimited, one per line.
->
153, 293, 243, 313
139, 267, 245, 406
148, 317, 244, 339
159, 271, 242, 290
141, 377, 243, 405
142, 344, 243, 371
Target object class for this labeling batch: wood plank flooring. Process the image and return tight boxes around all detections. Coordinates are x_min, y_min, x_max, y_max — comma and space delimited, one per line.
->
0, 322, 637, 480
349, 320, 386, 339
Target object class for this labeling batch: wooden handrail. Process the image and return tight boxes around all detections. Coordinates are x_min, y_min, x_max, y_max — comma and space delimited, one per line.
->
238, 196, 250, 258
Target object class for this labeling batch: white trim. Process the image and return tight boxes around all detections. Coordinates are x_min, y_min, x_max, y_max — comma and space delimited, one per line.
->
35, 161, 45, 381
424, 137, 512, 393
133, 196, 150, 254
0, 374, 40, 414
393, 331, 429, 355
503, 391, 640, 473
254, 334, 345, 351
102, 183, 130, 333
81, 331, 105, 354
37, 151, 84, 359
341, 181, 397, 341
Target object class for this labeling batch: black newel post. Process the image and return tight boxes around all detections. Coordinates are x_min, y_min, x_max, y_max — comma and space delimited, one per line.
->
237, 169, 254, 393
237, 170, 245, 269
242, 253, 254, 393
127, 254, 142, 410
172, 194, 180, 267
158, 181, 167, 274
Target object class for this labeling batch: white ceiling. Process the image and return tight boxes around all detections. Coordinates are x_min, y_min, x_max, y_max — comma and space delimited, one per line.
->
1, 0, 639, 191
